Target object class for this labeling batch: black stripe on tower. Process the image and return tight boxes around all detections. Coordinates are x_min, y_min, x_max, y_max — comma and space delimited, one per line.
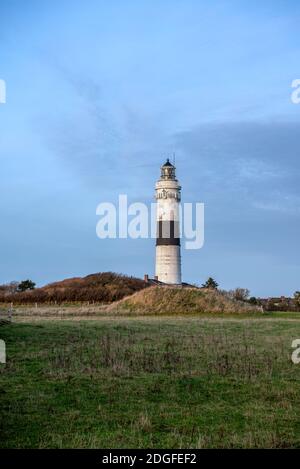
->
156, 220, 180, 246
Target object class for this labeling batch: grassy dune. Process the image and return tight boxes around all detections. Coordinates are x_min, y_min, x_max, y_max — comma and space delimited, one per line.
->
1, 316, 300, 448
0, 272, 149, 304
107, 286, 261, 315
3, 286, 261, 321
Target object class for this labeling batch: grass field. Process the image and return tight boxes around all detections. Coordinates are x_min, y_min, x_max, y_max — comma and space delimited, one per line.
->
1, 315, 300, 448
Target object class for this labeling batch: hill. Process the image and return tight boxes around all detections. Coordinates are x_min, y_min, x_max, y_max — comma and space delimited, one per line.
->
0, 272, 149, 304
0, 274, 262, 314
106, 286, 261, 315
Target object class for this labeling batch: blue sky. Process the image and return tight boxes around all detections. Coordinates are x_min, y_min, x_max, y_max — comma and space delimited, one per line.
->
0, 0, 300, 296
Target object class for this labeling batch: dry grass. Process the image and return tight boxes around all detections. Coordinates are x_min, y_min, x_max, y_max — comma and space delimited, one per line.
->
5, 286, 262, 321
106, 286, 261, 315
39, 325, 288, 381
0, 272, 148, 304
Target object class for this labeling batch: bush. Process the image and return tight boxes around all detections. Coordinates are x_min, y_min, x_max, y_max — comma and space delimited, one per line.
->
0, 272, 149, 305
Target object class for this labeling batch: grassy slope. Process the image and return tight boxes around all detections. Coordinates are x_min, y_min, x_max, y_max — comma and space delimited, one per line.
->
1, 317, 300, 448
107, 286, 261, 315
4, 287, 262, 320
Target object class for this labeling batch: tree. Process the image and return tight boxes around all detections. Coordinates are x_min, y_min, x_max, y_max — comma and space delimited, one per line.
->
0, 281, 20, 296
294, 291, 300, 301
7, 281, 20, 294
232, 288, 250, 302
202, 277, 219, 290
17, 280, 36, 292
294, 291, 300, 309
249, 296, 257, 305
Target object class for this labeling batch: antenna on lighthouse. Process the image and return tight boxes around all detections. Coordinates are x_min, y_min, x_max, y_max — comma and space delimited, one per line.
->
173, 152, 176, 167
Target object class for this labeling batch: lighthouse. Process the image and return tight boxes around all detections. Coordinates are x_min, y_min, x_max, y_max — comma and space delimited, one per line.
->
155, 159, 182, 284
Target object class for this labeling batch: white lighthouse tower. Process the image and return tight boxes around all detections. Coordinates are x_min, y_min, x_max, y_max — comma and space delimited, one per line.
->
155, 159, 182, 284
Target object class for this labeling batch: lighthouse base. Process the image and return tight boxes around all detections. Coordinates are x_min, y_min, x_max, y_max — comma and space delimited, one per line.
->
155, 245, 181, 284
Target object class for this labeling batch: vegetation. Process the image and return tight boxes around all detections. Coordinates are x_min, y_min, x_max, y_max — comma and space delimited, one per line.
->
294, 292, 300, 308
107, 286, 260, 315
201, 277, 219, 289
1, 271, 299, 313
228, 288, 250, 302
1, 317, 300, 448
249, 297, 258, 305
0, 273, 148, 304
0, 282, 19, 295
17, 280, 36, 292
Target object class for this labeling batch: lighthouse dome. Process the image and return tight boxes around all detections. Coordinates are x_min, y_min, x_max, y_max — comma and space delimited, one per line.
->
162, 158, 174, 167
161, 158, 176, 180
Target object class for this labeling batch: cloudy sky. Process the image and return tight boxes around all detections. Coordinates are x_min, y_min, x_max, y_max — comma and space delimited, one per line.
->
0, 0, 300, 296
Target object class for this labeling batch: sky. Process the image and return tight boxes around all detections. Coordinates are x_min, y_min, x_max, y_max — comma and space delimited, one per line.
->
0, 0, 300, 297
